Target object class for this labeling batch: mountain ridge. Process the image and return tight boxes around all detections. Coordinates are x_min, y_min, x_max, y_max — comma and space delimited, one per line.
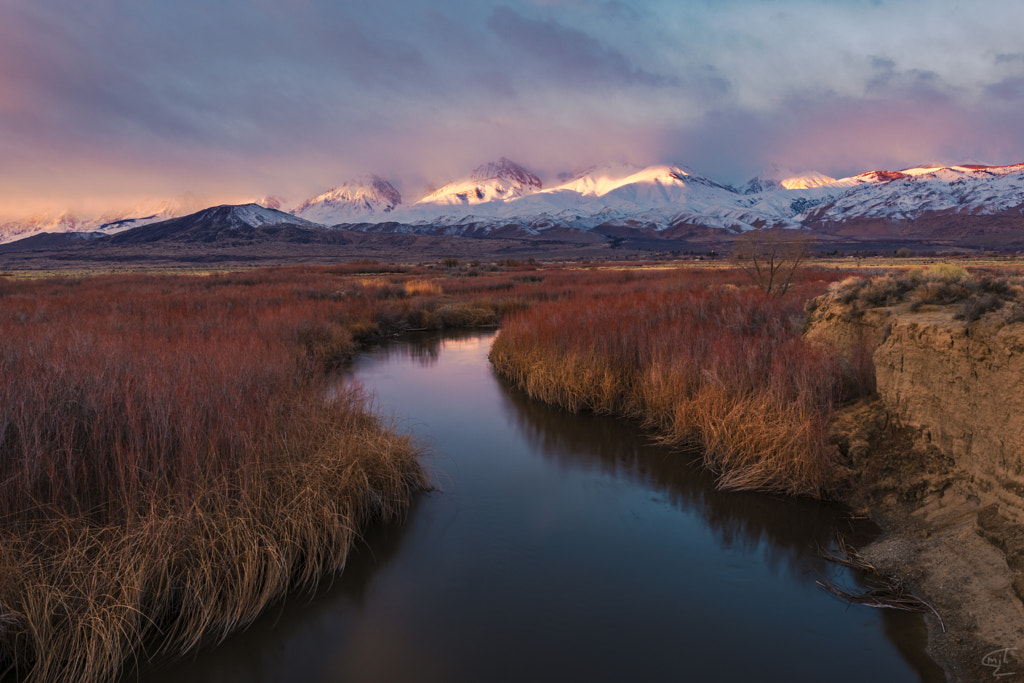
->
5, 159, 1024, 249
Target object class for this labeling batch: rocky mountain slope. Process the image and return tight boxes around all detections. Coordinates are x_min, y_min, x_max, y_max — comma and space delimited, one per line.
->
107, 204, 331, 245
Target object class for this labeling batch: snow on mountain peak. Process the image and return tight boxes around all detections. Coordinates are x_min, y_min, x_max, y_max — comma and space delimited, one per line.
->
469, 157, 542, 189
549, 163, 709, 200
227, 203, 319, 228
778, 171, 836, 190
416, 159, 543, 207
0, 196, 212, 244
743, 166, 836, 193
292, 175, 402, 224
800, 161, 1024, 224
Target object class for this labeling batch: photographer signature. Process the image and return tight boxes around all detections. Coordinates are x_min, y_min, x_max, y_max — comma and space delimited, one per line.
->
983, 648, 1018, 678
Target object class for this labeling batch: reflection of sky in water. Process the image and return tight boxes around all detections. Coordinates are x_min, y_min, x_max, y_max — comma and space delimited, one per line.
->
135, 331, 943, 683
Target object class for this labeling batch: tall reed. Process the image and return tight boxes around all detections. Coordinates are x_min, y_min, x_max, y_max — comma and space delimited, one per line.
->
490, 272, 849, 498
0, 270, 437, 682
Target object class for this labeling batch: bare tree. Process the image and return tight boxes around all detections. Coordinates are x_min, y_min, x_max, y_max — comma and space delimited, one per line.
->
731, 228, 814, 297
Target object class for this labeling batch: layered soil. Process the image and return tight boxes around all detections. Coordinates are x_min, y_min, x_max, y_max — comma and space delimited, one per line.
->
810, 294, 1024, 681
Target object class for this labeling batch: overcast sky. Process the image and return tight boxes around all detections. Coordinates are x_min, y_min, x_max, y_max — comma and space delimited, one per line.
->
3, 0, 1024, 217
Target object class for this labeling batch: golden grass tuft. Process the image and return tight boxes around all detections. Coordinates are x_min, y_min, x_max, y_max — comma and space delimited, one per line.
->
404, 279, 443, 297
490, 275, 850, 498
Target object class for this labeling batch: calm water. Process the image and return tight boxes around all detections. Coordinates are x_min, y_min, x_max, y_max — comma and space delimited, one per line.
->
140, 330, 944, 682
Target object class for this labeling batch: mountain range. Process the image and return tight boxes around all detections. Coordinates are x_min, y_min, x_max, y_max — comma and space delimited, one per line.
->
5, 158, 1024, 251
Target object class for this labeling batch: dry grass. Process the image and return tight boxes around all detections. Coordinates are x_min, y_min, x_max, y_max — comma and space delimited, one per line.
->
1, 262, 603, 682
490, 268, 853, 498
0, 389, 424, 682
403, 279, 443, 297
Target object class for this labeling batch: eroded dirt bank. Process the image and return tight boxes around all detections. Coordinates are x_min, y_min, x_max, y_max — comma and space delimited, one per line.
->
808, 282, 1024, 682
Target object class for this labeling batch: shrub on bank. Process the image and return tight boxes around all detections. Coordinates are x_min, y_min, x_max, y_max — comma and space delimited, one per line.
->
816, 264, 1024, 323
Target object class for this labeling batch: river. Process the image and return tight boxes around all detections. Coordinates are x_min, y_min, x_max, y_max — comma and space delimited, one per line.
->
140, 330, 944, 682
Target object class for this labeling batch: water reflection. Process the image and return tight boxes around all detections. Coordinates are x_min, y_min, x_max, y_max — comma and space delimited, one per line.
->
132, 330, 943, 683
494, 373, 871, 579
123, 502, 419, 683
490, 340, 943, 681
348, 329, 491, 369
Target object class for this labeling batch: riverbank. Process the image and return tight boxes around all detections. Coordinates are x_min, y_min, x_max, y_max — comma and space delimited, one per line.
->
0, 269, 438, 682
133, 329, 935, 682
807, 269, 1024, 681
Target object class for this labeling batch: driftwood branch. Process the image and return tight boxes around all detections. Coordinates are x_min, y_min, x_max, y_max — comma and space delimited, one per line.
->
817, 535, 946, 633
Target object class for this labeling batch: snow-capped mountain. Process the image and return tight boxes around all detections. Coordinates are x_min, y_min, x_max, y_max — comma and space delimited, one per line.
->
211, 204, 320, 229
803, 164, 1024, 223
415, 158, 542, 207
519, 163, 767, 231
0, 210, 94, 244
292, 175, 402, 225
345, 160, 1024, 242
343, 161, 773, 235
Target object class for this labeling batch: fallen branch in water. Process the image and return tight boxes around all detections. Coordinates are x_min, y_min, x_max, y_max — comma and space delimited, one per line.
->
817, 535, 946, 633
819, 534, 877, 572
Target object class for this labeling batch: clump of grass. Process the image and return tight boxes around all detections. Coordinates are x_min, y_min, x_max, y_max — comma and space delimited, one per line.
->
432, 303, 498, 328
491, 273, 849, 498
928, 263, 969, 281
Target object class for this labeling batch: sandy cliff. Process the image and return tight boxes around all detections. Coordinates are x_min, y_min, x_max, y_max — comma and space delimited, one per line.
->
874, 312, 1024, 521
806, 277, 1024, 682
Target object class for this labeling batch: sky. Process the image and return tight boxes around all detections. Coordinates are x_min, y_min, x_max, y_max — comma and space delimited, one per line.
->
3, 0, 1024, 218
